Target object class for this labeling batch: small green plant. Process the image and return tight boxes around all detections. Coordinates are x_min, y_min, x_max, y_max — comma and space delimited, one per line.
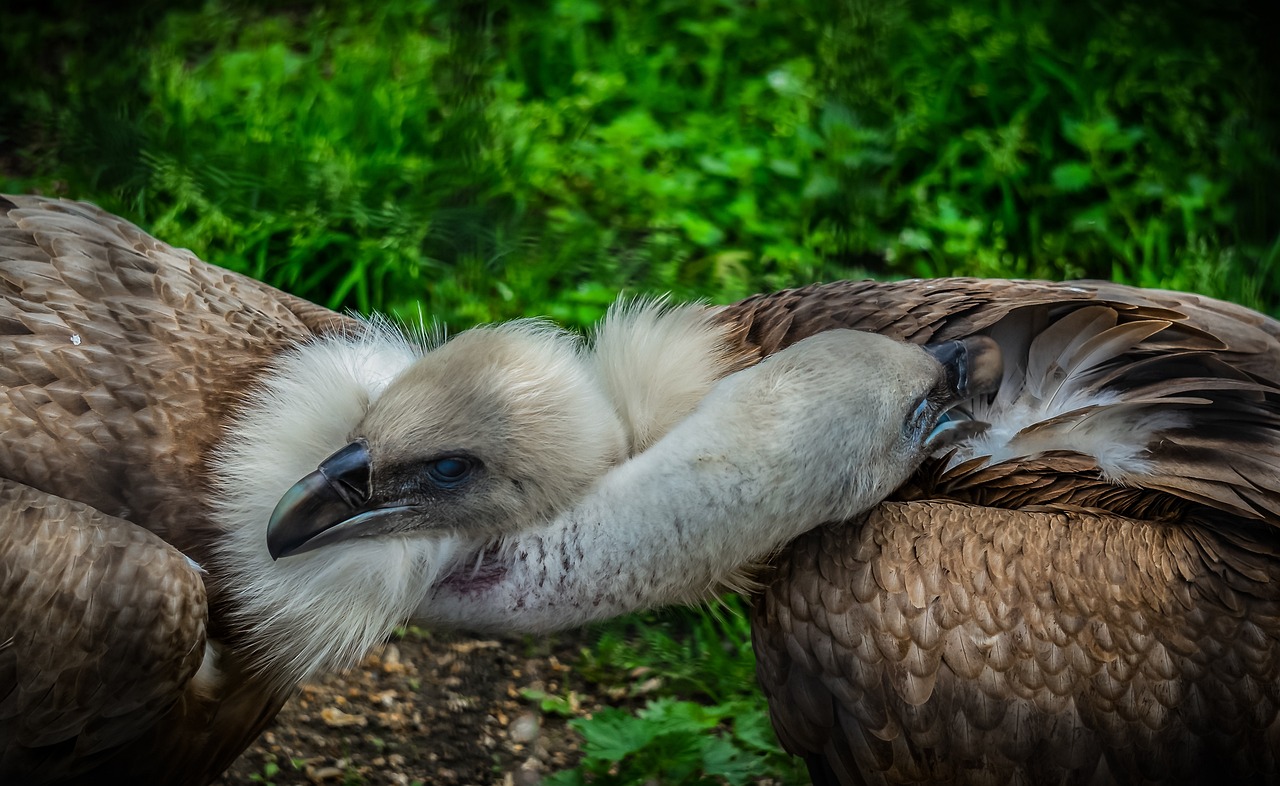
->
247, 760, 280, 786
545, 697, 799, 786
520, 687, 584, 719
579, 599, 759, 705
536, 597, 805, 784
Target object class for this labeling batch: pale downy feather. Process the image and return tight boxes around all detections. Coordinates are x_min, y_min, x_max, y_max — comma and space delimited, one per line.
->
952, 313, 1193, 482
592, 298, 747, 454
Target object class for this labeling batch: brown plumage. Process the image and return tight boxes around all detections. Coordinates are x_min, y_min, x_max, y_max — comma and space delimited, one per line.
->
0, 195, 359, 784
719, 280, 1280, 785
2, 197, 990, 784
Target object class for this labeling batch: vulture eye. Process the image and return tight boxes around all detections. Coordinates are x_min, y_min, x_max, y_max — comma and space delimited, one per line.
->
426, 456, 475, 488
906, 397, 932, 431
904, 396, 951, 445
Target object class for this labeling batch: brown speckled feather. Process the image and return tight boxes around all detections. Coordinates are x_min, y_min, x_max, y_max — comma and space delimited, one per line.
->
753, 502, 1280, 785
0, 478, 206, 782
721, 280, 1280, 785
0, 195, 359, 784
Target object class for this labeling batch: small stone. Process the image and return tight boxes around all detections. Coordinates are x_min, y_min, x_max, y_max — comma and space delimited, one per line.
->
512, 757, 542, 786
320, 707, 368, 728
382, 643, 407, 674
370, 689, 398, 706
508, 712, 541, 744
305, 765, 344, 782
634, 676, 664, 695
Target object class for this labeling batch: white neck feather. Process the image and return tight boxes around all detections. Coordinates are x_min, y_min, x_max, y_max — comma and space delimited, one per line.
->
417, 330, 929, 633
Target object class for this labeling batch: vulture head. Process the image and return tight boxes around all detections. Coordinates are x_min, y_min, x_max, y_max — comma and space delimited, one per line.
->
265, 322, 627, 559
209, 306, 1000, 687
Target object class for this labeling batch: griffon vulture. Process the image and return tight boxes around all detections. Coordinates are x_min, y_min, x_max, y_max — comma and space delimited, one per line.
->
0, 195, 997, 785
731, 280, 1280, 785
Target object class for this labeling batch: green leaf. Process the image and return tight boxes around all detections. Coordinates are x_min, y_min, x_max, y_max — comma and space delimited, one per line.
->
637, 698, 723, 735
1050, 161, 1093, 192
701, 737, 761, 786
731, 708, 785, 754
572, 707, 660, 762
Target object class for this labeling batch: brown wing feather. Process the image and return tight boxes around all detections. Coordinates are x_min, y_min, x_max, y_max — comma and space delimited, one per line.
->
0, 478, 207, 783
0, 194, 360, 557
0, 196, 360, 784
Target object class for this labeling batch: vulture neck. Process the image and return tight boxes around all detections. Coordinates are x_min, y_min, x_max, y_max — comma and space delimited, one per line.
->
416, 331, 917, 633
416, 406, 864, 632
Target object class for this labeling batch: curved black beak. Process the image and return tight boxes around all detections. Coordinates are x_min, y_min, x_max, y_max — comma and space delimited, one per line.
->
922, 335, 1003, 451
924, 335, 1002, 401
267, 441, 376, 560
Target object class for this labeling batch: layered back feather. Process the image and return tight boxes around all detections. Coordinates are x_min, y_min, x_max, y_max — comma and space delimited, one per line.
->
718, 278, 1280, 535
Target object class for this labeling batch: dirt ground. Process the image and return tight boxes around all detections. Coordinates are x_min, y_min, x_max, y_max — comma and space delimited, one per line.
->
214, 628, 599, 786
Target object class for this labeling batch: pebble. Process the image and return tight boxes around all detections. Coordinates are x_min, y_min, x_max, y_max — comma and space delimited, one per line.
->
305, 765, 344, 782
508, 712, 541, 744
320, 707, 368, 728
512, 758, 542, 786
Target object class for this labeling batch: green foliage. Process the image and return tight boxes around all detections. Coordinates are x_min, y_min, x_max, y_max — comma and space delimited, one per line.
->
5, 0, 1275, 329
248, 760, 280, 786
537, 598, 806, 785
808, 2, 1279, 301
545, 699, 793, 786
578, 599, 760, 706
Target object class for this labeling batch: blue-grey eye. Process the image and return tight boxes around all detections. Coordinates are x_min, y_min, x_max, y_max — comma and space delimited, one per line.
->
427, 457, 474, 487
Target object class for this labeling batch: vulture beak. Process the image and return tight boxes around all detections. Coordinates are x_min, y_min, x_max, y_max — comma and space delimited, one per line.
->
267, 441, 411, 559
922, 335, 1003, 451
924, 335, 1002, 401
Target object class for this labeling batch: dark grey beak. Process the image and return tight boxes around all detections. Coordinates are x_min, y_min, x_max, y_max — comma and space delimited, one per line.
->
267, 441, 382, 559
922, 335, 1003, 451
924, 335, 1002, 401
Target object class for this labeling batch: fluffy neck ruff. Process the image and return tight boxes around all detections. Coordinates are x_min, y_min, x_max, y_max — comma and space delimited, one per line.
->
208, 323, 473, 688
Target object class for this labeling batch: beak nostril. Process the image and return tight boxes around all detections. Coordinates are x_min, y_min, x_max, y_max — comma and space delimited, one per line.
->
317, 440, 372, 507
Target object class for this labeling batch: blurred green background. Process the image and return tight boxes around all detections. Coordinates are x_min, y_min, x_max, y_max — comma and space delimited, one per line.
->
3, 0, 1278, 783
4, 0, 1278, 329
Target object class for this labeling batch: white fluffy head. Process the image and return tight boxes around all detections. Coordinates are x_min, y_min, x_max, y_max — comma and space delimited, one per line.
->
207, 303, 758, 685
358, 320, 628, 537
209, 323, 459, 685
209, 318, 629, 686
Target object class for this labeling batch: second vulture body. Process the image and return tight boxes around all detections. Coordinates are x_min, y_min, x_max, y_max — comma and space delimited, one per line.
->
727, 280, 1280, 785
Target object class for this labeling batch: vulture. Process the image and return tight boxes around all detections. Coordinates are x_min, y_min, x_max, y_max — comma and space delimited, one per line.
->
731, 280, 1280, 785
0, 195, 996, 785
